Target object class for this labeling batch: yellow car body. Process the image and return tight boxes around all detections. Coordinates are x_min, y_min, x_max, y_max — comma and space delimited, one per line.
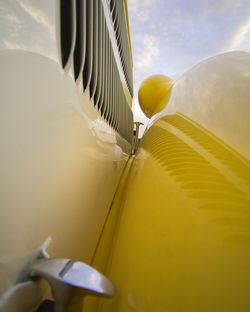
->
0, 0, 249, 311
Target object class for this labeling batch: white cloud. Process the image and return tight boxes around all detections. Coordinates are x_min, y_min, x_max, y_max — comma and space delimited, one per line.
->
172, 8, 193, 29
4, 13, 24, 26
128, 0, 159, 12
225, 17, 250, 51
137, 10, 149, 23
198, 0, 244, 20
16, 0, 54, 37
3, 40, 27, 50
128, 0, 250, 134
134, 35, 159, 72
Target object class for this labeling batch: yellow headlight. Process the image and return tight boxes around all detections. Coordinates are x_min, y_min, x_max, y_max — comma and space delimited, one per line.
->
138, 74, 174, 118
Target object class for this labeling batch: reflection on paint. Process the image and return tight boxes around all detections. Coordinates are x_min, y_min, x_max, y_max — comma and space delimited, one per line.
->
0, 0, 57, 61
85, 112, 250, 311
141, 114, 250, 245
156, 51, 250, 160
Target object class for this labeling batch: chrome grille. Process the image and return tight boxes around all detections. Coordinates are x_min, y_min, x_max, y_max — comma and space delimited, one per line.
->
59, 0, 133, 144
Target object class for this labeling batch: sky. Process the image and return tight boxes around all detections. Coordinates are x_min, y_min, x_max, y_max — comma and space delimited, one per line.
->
127, 0, 250, 135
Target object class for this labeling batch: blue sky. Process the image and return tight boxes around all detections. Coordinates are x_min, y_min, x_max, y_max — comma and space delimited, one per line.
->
127, 0, 250, 131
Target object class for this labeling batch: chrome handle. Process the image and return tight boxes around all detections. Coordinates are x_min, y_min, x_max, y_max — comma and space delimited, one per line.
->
30, 258, 115, 312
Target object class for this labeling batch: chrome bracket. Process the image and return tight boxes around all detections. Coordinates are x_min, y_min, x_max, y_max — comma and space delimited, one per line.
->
30, 258, 116, 312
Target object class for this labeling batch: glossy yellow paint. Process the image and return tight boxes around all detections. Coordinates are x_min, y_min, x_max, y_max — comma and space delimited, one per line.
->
84, 156, 135, 311
138, 75, 174, 118
84, 113, 250, 311
153, 51, 250, 160
0, 51, 129, 306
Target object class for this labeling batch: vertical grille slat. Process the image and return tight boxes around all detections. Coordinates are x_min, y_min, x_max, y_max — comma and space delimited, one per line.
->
109, 0, 133, 97
82, 0, 93, 90
89, 0, 99, 98
107, 39, 112, 125
59, 0, 134, 146
94, 1, 103, 107
110, 50, 115, 128
73, 0, 86, 81
60, 0, 76, 70
99, 12, 106, 116
110, 0, 115, 12
102, 23, 108, 119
